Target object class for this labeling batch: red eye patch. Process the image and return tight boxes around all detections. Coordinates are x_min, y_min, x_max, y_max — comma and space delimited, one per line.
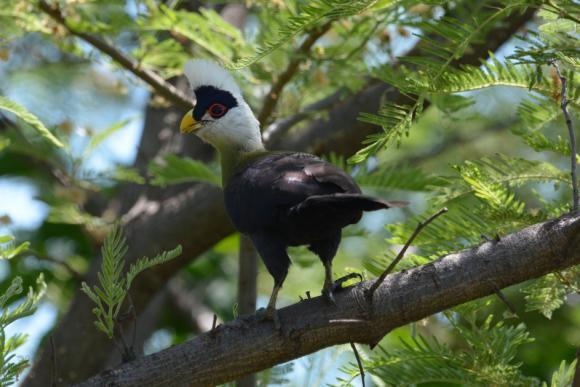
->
208, 103, 227, 118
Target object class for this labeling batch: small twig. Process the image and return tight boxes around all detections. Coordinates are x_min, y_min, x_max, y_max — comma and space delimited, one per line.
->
50, 335, 57, 387
480, 234, 501, 243
38, 0, 193, 109
237, 235, 258, 316
350, 342, 366, 387
491, 283, 520, 318
127, 294, 138, 355
262, 89, 344, 144
114, 298, 137, 363
258, 21, 333, 126
550, 60, 578, 213
212, 314, 218, 331
366, 208, 448, 302
544, 0, 580, 25
115, 320, 136, 363
305, 291, 311, 299
554, 271, 579, 292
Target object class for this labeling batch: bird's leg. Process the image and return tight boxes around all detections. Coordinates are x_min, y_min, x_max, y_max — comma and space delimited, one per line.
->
322, 265, 363, 305
321, 261, 336, 305
257, 283, 282, 330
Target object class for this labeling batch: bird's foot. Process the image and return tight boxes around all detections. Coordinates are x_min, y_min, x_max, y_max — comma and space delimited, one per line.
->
322, 286, 336, 305
256, 306, 281, 331
332, 272, 363, 292
322, 273, 363, 305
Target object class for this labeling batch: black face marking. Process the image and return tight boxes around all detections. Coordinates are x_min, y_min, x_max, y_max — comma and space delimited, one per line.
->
193, 85, 238, 121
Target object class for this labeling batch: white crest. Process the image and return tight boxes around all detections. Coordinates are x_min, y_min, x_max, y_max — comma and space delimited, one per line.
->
183, 59, 242, 97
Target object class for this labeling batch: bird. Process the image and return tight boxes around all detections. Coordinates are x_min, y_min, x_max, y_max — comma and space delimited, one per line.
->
179, 59, 407, 323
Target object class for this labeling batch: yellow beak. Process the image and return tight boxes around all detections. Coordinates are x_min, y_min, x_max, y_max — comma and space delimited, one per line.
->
180, 110, 202, 134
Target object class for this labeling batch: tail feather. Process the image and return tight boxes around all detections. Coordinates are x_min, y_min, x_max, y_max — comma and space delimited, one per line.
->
290, 193, 408, 217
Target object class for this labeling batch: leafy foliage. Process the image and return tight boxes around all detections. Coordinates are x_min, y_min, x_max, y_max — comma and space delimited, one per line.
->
339, 312, 538, 386
542, 359, 578, 387
0, 96, 63, 148
81, 225, 182, 339
350, 0, 579, 163
522, 268, 580, 319
0, 236, 30, 260
432, 154, 568, 205
148, 154, 221, 187
0, 236, 46, 386
229, 0, 395, 69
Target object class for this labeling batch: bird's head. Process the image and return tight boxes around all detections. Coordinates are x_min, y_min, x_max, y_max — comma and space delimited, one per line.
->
180, 60, 263, 152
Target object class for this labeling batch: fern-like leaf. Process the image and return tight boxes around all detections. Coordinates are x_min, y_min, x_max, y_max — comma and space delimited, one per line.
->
432, 154, 569, 205
0, 96, 63, 148
126, 245, 182, 289
522, 267, 579, 319
82, 225, 181, 339
229, 0, 392, 69
0, 272, 45, 386
350, 100, 423, 163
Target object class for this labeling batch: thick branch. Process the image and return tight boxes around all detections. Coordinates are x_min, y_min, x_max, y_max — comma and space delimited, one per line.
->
38, 0, 194, 109
77, 214, 580, 387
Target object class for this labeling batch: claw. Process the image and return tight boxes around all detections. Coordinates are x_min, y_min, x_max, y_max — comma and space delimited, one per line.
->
332, 272, 363, 292
257, 306, 281, 330
322, 285, 337, 305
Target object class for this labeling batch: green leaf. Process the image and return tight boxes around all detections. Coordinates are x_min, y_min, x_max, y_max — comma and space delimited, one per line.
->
0, 273, 45, 387
148, 154, 221, 187
126, 245, 182, 289
0, 237, 30, 260
523, 268, 579, 319
82, 225, 181, 341
433, 155, 569, 205
86, 119, 130, 156
357, 165, 441, 193
350, 100, 422, 163
542, 359, 578, 387
113, 166, 146, 185
0, 96, 63, 148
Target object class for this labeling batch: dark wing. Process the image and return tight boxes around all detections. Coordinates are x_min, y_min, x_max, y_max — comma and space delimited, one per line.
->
224, 152, 360, 233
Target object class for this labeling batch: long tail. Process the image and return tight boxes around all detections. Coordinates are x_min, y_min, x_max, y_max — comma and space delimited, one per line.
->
295, 193, 408, 212
288, 193, 408, 227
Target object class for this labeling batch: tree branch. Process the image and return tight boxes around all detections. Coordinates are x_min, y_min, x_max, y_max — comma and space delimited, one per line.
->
257, 21, 333, 126
37, 0, 194, 109
76, 214, 580, 387
366, 207, 448, 303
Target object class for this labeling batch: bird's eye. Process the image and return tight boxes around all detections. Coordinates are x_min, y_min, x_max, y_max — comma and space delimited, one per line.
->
208, 103, 227, 118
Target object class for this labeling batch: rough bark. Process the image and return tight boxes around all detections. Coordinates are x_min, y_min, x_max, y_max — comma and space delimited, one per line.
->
77, 214, 580, 387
